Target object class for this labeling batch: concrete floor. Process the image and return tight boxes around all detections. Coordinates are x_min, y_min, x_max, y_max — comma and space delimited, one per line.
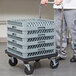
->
0, 42, 76, 76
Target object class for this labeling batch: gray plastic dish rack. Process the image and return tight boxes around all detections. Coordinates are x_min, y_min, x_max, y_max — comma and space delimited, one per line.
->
7, 18, 56, 59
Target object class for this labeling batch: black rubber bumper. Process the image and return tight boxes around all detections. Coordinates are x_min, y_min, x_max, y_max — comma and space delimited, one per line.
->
5, 49, 58, 62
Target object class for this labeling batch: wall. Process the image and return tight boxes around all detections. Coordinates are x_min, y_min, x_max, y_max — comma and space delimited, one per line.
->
0, 22, 7, 42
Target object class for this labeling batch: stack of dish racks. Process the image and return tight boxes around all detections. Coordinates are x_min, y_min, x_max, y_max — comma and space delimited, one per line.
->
5, 18, 59, 75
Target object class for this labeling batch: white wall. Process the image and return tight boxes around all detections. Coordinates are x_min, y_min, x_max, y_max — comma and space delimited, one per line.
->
0, 25, 7, 38
0, 0, 54, 20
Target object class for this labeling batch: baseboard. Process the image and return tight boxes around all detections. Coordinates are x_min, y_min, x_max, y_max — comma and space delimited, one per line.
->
0, 37, 7, 42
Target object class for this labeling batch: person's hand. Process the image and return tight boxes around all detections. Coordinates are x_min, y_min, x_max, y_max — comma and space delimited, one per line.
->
55, 0, 63, 5
41, 0, 48, 5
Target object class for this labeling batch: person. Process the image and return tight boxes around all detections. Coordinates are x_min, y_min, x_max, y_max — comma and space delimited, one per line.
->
41, 0, 76, 62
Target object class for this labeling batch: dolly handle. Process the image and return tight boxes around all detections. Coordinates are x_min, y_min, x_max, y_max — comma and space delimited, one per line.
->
39, 1, 54, 18
39, 1, 64, 54
47, 1, 63, 8
39, 1, 63, 18
46, 2, 54, 4
46, 2, 64, 53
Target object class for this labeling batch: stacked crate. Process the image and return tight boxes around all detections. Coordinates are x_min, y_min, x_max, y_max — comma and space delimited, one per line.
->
7, 19, 56, 59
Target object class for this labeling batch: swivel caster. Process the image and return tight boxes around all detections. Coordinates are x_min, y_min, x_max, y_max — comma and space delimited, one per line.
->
9, 57, 18, 66
8, 54, 12, 57
67, 37, 69, 44
50, 58, 59, 69
35, 59, 40, 62
34, 60, 41, 69
24, 64, 34, 75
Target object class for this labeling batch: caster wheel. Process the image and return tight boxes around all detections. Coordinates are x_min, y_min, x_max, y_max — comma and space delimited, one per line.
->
35, 59, 40, 62
67, 38, 69, 44
8, 54, 12, 57
34, 61, 41, 69
9, 57, 18, 66
24, 65, 34, 75
5, 49, 7, 51
50, 58, 59, 69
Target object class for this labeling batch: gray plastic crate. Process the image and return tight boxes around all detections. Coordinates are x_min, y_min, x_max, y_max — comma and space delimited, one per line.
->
7, 37, 55, 45
7, 18, 56, 58
7, 47, 55, 58
7, 43, 55, 53
7, 29, 55, 38
7, 19, 55, 31
7, 41, 55, 52
7, 45, 55, 58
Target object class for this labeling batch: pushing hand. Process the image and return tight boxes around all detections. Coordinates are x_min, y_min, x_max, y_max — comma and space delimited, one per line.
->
55, 0, 63, 5
41, 0, 48, 5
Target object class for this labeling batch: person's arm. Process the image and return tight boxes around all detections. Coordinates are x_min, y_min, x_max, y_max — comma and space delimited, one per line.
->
54, 0, 63, 5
